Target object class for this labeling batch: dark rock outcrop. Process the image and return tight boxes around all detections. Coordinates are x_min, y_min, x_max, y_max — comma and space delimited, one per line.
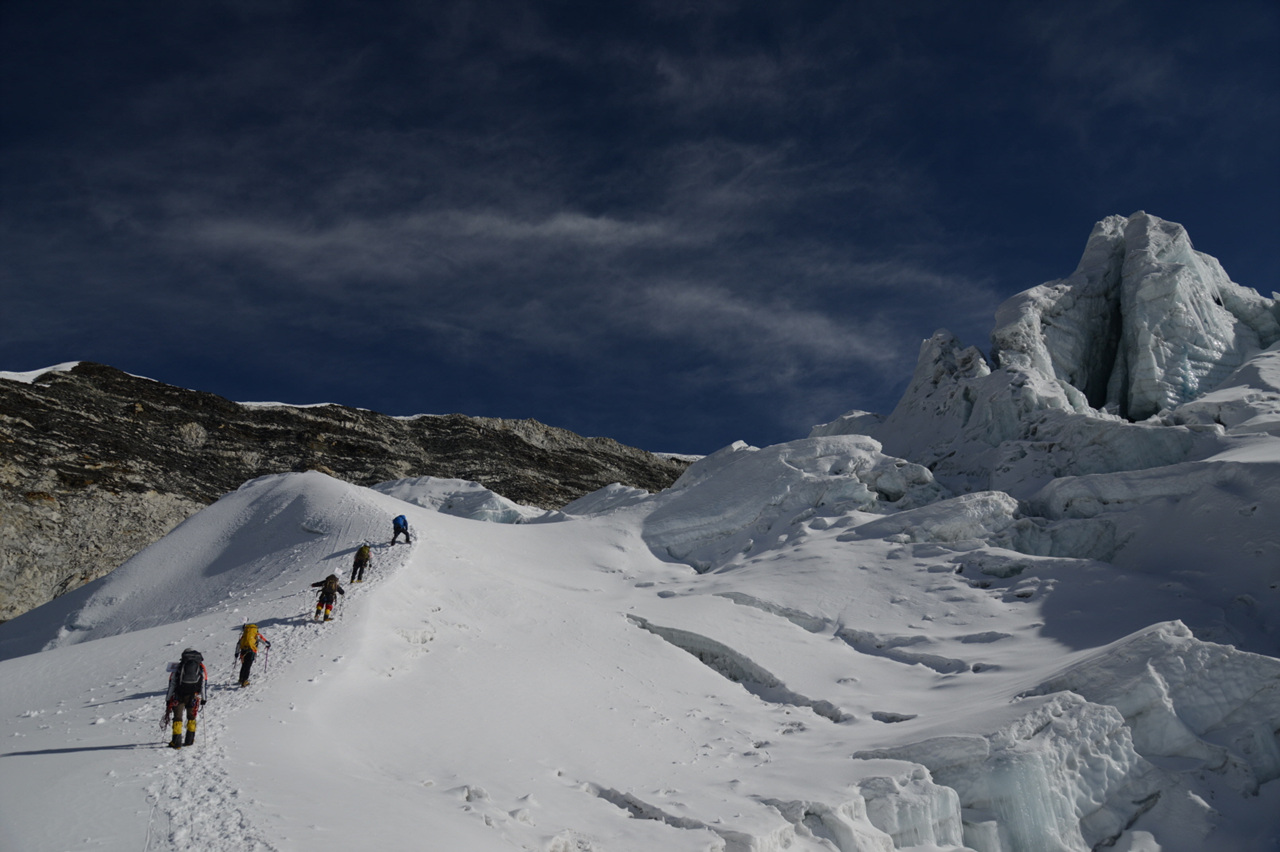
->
0, 362, 689, 621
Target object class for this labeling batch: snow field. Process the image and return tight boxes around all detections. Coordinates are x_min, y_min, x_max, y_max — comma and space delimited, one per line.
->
1, 440, 1278, 850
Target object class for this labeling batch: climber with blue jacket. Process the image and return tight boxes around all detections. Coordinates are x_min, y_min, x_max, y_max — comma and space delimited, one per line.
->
391, 514, 412, 545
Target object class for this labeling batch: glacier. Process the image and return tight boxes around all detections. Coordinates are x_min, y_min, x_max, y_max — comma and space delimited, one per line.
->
1, 212, 1277, 851
990, 212, 1279, 421
836, 213, 1280, 500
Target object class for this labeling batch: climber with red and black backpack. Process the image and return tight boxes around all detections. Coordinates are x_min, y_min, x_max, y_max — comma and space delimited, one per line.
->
164, 648, 208, 749
310, 573, 345, 621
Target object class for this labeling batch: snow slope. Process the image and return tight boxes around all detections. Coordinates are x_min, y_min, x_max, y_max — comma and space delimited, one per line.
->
2, 449, 1277, 851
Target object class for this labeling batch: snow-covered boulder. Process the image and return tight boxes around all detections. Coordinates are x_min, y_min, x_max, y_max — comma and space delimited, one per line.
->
1027, 621, 1280, 795
844, 491, 1020, 547
640, 436, 950, 571
561, 482, 653, 515
372, 476, 555, 524
1026, 457, 1253, 521
808, 409, 885, 439
1168, 341, 1280, 436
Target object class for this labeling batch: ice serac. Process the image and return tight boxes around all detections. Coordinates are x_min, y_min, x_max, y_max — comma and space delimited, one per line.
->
1027, 621, 1280, 796
756, 762, 965, 852
990, 211, 1280, 421
858, 693, 1168, 852
857, 330, 1200, 498
1168, 340, 1280, 435
819, 213, 1280, 498
847, 626, 1280, 852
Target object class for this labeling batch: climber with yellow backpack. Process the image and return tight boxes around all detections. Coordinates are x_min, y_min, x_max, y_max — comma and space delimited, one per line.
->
235, 623, 271, 687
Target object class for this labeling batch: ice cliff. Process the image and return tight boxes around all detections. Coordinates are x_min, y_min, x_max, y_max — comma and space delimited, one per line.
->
992, 212, 1279, 421
817, 213, 1280, 498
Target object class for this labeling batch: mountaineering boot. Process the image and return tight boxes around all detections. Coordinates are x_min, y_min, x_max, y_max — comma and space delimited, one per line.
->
169, 734, 183, 749
324, 615, 333, 621
184, 730, 196, 746
240, 680, 250, 687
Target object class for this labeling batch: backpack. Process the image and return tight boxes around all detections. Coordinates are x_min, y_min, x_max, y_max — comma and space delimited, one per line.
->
356, 545, 371, 563
174, 649, 204, 695
239, 624, 259, 652
393, 515, 407, 531
323, 575, 339, 593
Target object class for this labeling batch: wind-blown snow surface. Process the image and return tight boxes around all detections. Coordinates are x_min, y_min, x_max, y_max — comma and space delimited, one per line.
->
1, 450, 1277, 851
2, 212, 1278, 850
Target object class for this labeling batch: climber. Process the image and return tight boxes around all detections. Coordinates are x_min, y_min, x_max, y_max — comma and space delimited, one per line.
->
234, 623, 271, 687
391, 514, 412, 545
352, 543, 372, 582
311, 573, 345, 621
164, 648, 207, 749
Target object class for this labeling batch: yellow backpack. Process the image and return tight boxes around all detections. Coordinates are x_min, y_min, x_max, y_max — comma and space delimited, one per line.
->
239, 623, 259, 652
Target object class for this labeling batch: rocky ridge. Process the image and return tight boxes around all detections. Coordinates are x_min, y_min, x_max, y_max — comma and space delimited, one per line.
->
0, 362, 689, 621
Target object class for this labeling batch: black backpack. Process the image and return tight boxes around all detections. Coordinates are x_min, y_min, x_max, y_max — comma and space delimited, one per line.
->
174, 649, 204, 695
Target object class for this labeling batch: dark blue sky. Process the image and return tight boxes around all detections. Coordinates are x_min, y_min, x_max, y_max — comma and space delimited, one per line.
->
3, 1, 1277, 454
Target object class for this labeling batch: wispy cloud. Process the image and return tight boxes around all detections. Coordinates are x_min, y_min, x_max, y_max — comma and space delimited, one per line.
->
638, 282, 895, 368
175, 208, 695, 281
6, 0, 1270, 451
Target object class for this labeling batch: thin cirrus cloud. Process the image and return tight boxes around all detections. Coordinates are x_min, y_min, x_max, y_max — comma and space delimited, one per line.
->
164, 196, 938, 406
175, 208, 705, 283
2, 0, 1274, 452
638, 283, 896, 368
